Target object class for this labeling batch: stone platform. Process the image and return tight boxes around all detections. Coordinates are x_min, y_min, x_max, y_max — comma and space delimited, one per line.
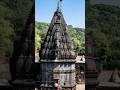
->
0, 79, 35, 90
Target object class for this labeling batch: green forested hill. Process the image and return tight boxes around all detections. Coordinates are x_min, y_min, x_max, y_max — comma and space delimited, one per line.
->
35, 22, 85, 54
87, 1, 120, 69
0, 0, 33, 61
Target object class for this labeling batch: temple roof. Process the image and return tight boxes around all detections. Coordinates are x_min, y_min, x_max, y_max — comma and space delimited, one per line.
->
40, 8, 76, 60
10, 3, 35, 79
98, 69, 120, 84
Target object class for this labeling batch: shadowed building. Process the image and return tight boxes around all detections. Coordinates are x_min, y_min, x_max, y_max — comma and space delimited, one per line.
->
97, 69, 120, 90
39, 1, 76, 90
9, 2, 35, 90
85, 1, 120, 90
85, 4, 99, 88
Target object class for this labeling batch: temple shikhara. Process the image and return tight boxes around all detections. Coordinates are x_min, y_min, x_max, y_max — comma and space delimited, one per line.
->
39, 0, 76, 89
0, 0, 84, 90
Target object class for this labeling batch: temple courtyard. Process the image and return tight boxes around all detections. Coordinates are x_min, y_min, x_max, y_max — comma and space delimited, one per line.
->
76, 84, 85, 90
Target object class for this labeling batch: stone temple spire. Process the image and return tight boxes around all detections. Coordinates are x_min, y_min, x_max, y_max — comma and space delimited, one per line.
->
57, 0, 62, 11
10, 3, 35, 80
40, 0, 76, 60
39, 1, 76, 89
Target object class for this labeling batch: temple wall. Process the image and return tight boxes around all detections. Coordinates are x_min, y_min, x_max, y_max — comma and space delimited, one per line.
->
0, 61, 10, 79
41, 62, 76, 87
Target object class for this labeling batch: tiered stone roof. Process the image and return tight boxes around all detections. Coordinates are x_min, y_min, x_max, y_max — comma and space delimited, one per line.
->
40, 8, 76, 60
10, 4, 35, 79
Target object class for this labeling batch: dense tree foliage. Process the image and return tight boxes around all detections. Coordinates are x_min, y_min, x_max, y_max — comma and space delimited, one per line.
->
0, 0, 33, 61
35, 22, 85, 54
86, 1, 120, 69
0, 4, 13, 61
67, 25, 85, 54
35, 22, 49, 52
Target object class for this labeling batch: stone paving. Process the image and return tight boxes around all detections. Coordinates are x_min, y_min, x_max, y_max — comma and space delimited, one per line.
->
76, 84, 85, 90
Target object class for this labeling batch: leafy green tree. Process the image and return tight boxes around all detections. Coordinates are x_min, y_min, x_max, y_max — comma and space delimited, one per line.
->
0, 5, 13, 61
86, 2, 120, 69
0, 0, 33, 61
35, 27, 41, 52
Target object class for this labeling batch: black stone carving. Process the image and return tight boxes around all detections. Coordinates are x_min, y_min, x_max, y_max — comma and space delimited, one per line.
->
9, 3, 35, 81
40, 8, 76, 60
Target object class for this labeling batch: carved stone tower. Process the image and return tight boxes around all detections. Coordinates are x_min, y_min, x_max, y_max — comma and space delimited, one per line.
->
39, 0, 76, 90
10, 2, 35, 83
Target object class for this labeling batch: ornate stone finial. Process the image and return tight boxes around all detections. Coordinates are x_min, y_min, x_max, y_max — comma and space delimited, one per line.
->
57, 0, 62, 11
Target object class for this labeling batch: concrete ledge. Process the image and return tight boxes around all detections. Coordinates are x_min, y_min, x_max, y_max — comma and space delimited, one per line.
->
10, 79, 35, 86
40, 60, 76, 63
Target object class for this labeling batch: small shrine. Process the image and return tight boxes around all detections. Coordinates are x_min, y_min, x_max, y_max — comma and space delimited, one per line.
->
39, 0, 76, 90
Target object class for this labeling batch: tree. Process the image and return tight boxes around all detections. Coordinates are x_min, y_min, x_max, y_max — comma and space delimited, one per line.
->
0, 5, 13, 61
0, 0, 33, 61
86, 2, 120, 69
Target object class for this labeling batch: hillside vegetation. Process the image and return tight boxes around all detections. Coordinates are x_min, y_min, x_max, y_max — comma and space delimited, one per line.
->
87, 0, 120, 69
0, 0, 33, 61
35, 22, 85, 54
